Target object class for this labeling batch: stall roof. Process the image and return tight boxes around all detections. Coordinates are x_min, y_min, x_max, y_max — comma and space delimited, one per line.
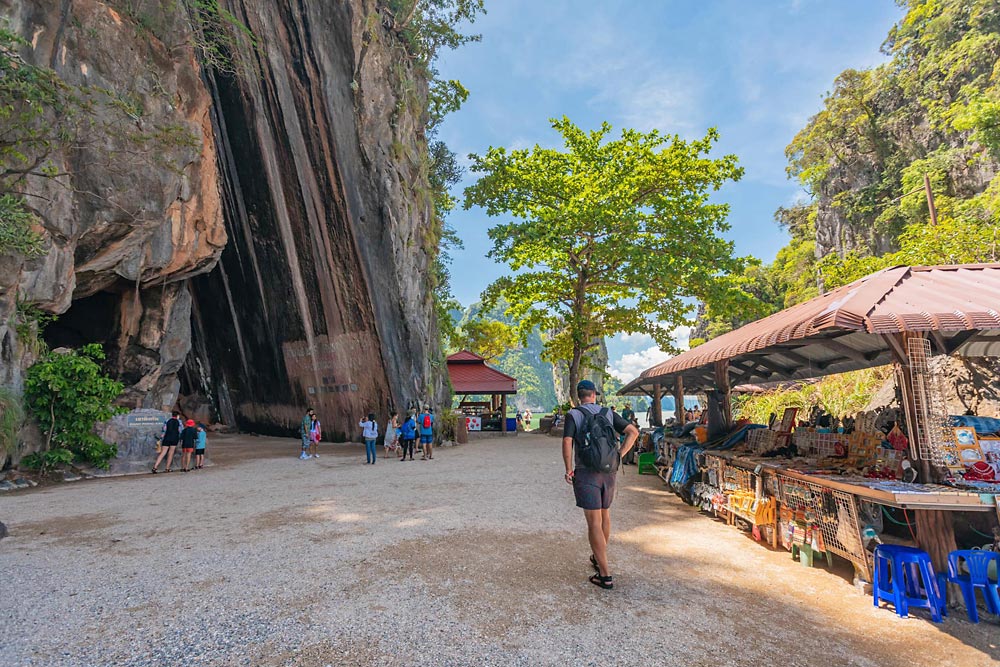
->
620, 263, 1000, 394
447, 351, 518, 395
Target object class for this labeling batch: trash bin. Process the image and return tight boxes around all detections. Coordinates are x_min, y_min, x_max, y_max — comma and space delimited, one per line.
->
505, 417, 517, 432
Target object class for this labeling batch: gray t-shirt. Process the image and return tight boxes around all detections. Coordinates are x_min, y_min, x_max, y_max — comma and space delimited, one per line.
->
563, 403, 631, 469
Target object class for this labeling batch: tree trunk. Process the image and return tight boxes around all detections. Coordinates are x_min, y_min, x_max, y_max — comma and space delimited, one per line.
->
567, 345, 583, 407
45, 401, 55, 451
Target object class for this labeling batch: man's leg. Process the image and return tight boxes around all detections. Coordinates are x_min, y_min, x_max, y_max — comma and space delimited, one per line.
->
427, 440, 433, 459
584, 509, 610, 577
601, 508, 611, 545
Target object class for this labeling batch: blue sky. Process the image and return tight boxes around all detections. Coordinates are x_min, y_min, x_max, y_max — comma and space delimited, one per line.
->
434, 0, 903, 380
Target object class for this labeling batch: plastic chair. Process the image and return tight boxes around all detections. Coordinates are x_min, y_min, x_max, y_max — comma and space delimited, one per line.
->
636, 452, 657, 475
944, 550, 1000, 624
873, 544, 945, 622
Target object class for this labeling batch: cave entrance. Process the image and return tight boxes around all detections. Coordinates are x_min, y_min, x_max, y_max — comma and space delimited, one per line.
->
43, 290, 121, 351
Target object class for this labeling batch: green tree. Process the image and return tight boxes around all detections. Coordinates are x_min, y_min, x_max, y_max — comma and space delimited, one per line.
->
23, 344, 125, 468
452, 318, 518, 361
465, 117, 758, 401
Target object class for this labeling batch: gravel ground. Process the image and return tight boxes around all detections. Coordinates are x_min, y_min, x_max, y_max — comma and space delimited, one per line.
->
1, 433, 998, 667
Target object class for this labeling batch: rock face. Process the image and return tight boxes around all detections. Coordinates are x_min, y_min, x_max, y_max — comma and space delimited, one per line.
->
181, 0, 448, 438
2, 0, 448, 451
0, 0, 226, 409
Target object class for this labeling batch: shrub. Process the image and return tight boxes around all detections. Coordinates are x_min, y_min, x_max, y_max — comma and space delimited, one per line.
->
23, 344, 125, 469
0, 387, 23, 456
20, 447, 74, 474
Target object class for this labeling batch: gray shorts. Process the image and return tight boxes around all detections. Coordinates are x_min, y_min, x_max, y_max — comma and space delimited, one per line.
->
573, 468, 617, 510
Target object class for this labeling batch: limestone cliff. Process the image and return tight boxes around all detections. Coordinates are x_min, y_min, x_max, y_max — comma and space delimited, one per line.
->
0, 0, 226, 411
182, 0, 448, 438
1, 0, 449, 446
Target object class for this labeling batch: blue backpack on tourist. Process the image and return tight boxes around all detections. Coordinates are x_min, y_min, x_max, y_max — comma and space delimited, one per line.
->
401, 418, 416, 440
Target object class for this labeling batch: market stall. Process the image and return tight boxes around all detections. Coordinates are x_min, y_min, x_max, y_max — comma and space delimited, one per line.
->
621, 264, 1000, 579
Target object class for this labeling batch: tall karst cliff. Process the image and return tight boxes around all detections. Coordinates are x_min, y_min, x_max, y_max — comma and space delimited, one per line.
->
1, 0, 448, 441
184, 0, 448, 438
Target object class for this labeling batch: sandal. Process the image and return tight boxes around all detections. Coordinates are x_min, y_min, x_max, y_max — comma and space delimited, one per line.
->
590, 554, 600, 573
165, 469, 172, 473
589, 574, 613, 590
151, 468, 158, 474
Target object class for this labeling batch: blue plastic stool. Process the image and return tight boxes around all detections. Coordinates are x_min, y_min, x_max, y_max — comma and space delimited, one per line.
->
945, 550, 1000, 624
873, 545, 945, 622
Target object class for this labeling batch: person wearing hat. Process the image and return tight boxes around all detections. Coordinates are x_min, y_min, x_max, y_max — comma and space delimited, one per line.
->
562, 380, 638, 590
180, 419, 198, 472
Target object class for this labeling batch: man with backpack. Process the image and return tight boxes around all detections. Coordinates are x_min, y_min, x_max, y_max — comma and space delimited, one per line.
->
562, 380, 638, 590
417, 406, 435, 460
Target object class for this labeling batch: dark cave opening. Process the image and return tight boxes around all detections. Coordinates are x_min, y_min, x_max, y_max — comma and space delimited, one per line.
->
43, 291, 120, 351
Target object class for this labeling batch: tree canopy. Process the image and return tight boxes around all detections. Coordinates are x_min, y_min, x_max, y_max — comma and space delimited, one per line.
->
464, 117, 757, 399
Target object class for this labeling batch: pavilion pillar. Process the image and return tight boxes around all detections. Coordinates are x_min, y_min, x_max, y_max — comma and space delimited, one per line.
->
651, 383, 663, 427
673, 377, 685, 424
714, 360, 732, 431
500, 393, 508, 433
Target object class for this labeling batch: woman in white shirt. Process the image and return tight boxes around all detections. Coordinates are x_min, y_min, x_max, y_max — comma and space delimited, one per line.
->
384, 411, 400, 458
359, 413, 379, 464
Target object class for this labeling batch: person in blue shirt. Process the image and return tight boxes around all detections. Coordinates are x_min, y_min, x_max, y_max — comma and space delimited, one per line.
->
417, 406, 435, 460
194, 423, 207, 469
399, 413, 417, 461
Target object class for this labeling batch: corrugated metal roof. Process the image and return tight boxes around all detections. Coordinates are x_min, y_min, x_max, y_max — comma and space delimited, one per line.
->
622, 264, 1000, 393
447, 351, 518, 394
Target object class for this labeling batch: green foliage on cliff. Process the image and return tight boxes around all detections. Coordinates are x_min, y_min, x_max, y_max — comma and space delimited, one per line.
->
777, 0, 1000, 294
0, 27, 64, 258
465, 117, 759, 397
24, 344, 125, 469
697, 0, 1000, 343
386, 0, 485, 66
0, 387, 24, 456
380, 1, 485, 350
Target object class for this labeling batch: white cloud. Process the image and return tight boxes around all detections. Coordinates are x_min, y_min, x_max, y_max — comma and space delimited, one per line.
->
607, 325, 692, 382
608, 346, 671, 382
618, 331, 653, 344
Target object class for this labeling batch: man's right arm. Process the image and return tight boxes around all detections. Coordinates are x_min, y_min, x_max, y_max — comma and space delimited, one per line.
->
562, 414, 575, 483
562, 436, 574, 483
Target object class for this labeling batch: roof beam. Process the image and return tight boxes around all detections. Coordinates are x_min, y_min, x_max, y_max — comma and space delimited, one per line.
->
946, 329, 981, 354
745, 354, 797, 376
820, 338, 874, 363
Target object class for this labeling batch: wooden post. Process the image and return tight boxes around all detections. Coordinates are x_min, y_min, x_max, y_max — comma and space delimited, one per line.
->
714, 360, 733, 431
915, 510, 958, 580
652, 383, 663, 427
924, 173, 938, 226
500, 394, 507, 433
673, 377, 685, 424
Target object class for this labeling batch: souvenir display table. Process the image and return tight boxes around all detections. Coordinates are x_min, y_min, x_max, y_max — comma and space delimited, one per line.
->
661, 426, 999, 582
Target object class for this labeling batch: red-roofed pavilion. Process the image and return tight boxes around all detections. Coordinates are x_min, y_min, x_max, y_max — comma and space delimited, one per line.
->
447, 351, 518, 433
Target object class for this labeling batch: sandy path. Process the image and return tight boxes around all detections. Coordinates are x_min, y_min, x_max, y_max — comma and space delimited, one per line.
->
1, 434, 997, 666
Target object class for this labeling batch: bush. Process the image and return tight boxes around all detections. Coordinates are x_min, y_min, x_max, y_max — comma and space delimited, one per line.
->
0, 387, 24, 456
20, 447, 73, 474
23, 344, 125, 469
0, 195, 46, 258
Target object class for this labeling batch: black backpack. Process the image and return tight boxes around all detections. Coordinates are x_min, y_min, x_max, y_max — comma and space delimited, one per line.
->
573, 407, 620, 473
